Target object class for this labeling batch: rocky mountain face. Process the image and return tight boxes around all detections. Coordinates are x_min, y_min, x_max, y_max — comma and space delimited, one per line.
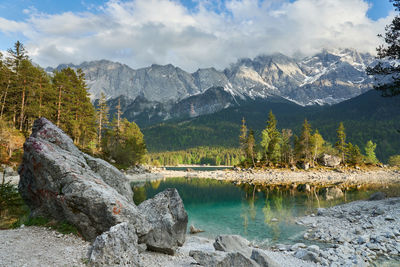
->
53, 48, 375, 126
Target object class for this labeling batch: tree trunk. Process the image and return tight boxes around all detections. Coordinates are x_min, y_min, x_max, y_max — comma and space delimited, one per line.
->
12, 105, 16, 126
117, 98, 121, 131
57, 86, 62, 127
0, 79, 10, 119
98, 112, 102, 148
38, 78, 43, 117
19, 79, 26, 131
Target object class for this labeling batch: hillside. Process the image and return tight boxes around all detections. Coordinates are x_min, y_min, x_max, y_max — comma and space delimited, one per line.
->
142, 90, 400, 162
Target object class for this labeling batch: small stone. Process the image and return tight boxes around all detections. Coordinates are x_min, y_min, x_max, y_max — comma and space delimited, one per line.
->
290, 243, 307, 251
271, 218, 279, 222
295, 249, 320, 263
307, 245, 320, 254
317, 208, 326, 216
373, 208, 385, 216
368, 192, 386, 201
366, 243, 380, 251
385, 215, 395, 221
358, 235, 369, 244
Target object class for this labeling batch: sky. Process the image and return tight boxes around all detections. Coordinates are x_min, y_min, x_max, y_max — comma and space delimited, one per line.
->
0, 0, 396, 71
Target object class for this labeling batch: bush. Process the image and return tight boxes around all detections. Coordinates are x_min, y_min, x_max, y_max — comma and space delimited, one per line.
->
388, 155, 400, 167
0, 181, 23, 216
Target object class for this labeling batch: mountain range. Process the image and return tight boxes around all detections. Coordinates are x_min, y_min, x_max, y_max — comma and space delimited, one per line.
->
49, 48, 376, 127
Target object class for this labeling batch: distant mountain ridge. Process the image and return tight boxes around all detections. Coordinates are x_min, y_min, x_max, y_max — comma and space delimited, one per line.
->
50, 48, 376, 126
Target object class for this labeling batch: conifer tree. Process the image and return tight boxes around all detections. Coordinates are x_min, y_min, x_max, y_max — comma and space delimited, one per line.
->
261, 111, 281, 164
365, 140, 379, 164
246, 129, 256, 167
366, 0, 400, 96
346, 143, 363, 165
298, 119, 312, 164
239, 117, 248, 159
335, 122, 346, 164
102, 119, 147, 168
97, 93, 109, 147
280, 129, 293, 166
311, 129, 325, 166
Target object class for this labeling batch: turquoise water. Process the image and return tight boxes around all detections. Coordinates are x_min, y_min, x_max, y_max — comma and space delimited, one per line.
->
132, 177, 389, 246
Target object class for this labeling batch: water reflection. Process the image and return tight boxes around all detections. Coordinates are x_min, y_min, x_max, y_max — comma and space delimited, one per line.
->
132, 177, 400, 245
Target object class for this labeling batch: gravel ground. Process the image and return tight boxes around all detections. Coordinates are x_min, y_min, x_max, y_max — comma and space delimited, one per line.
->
0, 226, 90, 267
0, 228, 315, 267
139, 236, 317, 267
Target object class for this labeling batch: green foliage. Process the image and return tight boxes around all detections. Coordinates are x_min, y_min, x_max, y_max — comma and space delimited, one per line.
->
97, 92, 109, 147
0, 118, 24, 163
346, 143, 363, 166
297, 119, 313, 163
366, 0, 400, 96
388, 155, 400, 167
311, 129, 325, 164
239, 118, 248, 158
0, 181, 23, 216
246, 129, 256, 167
261, 111, 281, 164
280, 129, 293, 165
0, 41, 97, 163
148, 147, 242, 166
364, 140, 379, 164
13, 216, 79, 235
102, 119, 147, 169
335, 122, 347, 164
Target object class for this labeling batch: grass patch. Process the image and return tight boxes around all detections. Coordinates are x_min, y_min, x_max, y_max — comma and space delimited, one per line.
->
1, 182, 79, 235
12, 215, 80, 236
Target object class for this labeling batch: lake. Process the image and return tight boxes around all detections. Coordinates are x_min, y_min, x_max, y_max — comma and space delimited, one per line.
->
132, 177, 393, 247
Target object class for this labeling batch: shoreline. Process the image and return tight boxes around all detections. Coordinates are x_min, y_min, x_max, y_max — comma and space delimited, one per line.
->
127, 168, 400, 189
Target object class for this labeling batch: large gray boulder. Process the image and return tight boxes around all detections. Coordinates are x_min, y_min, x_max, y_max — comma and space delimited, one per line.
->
18, 117, 188, 256
18, 118, 147, 241
189, 250, 258, 267
213, 235, 252, 257
138, 188, 188, 255
319, 154, 341, 168
87, 222, 141, 266
250, 249, 280, 267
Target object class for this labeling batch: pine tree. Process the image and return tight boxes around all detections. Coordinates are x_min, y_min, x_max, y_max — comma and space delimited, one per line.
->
365, 140, 379, 164
346, 143, 363, 165
261, 111, 281, 164
246, 129, 256, 167
102, 119, 147, 168
366, 0, 400, 96
97, 93, 109, 148
335, 122, 346, 164
311, 129, 325, 166
280, 129, 293, 166
298, 119, 313, 164
239, 118, 248, 159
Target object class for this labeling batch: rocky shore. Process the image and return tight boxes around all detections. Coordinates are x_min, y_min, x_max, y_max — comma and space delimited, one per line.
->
290, 197, 400, 266
127, 167, 400, 189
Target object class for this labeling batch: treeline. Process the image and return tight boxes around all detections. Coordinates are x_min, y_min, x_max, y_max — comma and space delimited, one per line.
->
148, 147, 242, 166
239, 111, 380, 168
0, 41, 96, 148
0, 41, 146, 168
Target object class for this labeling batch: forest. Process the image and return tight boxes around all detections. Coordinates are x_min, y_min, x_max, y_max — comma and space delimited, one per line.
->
0, 41, 146, 169
143, 91, 400, 164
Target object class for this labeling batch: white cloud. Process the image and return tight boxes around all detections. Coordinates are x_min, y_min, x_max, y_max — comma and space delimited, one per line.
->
0, 0, 394, 71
